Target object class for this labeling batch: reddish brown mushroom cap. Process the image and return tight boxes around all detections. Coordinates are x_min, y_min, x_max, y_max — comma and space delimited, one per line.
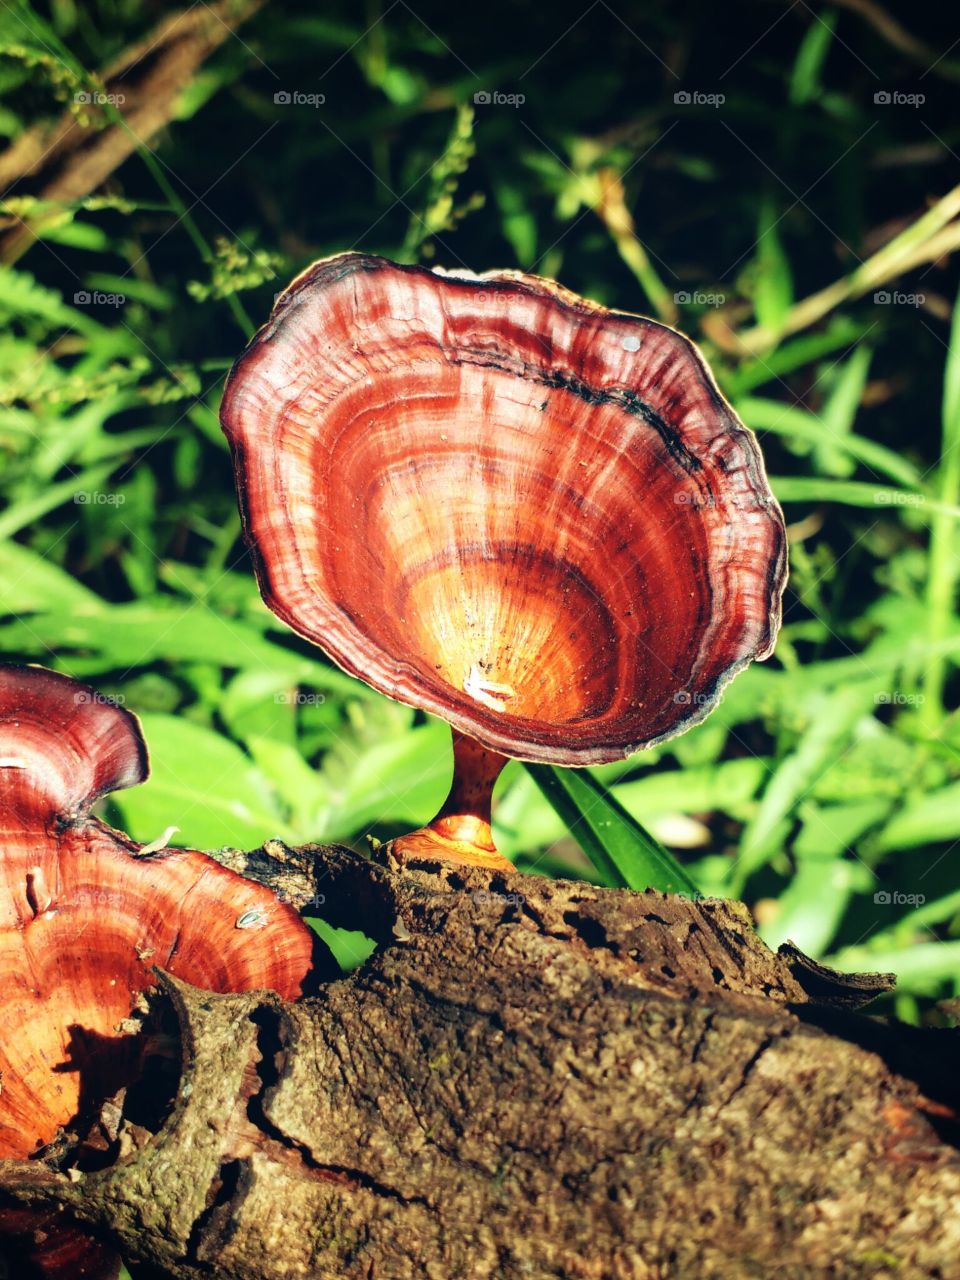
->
221, 252, 786, 766
0, 663, 147, 829
0, 666, 318, 1278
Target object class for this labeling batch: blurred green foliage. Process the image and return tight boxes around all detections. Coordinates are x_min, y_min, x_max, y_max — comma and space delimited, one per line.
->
2, 0, 960, 1020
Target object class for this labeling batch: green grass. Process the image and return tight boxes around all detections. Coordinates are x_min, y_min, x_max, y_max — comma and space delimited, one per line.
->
2, 0, 960, 1025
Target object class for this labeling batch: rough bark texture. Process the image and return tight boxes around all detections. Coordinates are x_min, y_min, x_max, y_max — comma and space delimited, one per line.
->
2, 843, 959, 1280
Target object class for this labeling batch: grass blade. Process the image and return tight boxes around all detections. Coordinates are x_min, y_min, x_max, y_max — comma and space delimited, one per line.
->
739, 395, 920, 488
770, 476, 960, 519
920, 286, 960, 729
526, 764, 700, 897
729, 683, 877, 894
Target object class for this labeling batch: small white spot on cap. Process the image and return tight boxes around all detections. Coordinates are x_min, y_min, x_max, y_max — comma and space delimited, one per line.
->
464, 663, 516, 713
621, 335, 641, 352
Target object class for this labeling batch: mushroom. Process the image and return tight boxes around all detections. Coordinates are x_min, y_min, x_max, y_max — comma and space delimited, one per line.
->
0, 665, 319, 1279
221, 253, 786, 869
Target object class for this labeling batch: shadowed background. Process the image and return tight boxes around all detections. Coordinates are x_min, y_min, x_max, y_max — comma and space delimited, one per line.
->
1, 0, 959, 1024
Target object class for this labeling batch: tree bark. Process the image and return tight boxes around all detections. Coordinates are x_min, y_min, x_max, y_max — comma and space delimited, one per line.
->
2, 843, 959, 1279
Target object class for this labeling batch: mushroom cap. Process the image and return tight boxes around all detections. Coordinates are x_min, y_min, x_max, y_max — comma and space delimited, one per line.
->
0, 666, 318, 1277
222, 253, 786, 764
0, 662, 147, 824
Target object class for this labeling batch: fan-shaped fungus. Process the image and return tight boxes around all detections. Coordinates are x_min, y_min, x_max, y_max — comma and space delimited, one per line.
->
0, 665, 317, 1279
221, 253, 786, 869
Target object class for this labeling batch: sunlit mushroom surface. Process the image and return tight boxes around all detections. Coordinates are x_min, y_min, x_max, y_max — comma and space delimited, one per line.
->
0, 665, 317, 1278
222, 253, 786, 762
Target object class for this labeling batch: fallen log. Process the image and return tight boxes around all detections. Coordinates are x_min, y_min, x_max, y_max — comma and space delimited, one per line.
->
2, 843, 958, 1279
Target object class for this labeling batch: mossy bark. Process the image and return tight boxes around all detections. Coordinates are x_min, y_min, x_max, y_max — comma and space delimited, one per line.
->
2, 845, 959, 1279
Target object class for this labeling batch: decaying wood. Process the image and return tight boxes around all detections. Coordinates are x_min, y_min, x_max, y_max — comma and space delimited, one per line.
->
2, 843, 958, 1279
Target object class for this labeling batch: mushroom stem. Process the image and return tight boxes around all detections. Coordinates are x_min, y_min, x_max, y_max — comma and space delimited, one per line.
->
390, 735, 511, 870
434, 735, 507, 850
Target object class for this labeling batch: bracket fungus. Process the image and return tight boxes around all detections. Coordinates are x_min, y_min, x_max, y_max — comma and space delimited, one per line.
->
0, 665, 318, 1279
221, 253, 786, 869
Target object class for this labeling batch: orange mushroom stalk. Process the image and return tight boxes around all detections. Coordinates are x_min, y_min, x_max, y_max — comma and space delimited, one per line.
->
221, 253, 786, 869
0, 665, 318, 1279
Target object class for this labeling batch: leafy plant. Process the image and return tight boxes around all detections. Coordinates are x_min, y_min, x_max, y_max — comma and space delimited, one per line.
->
1, 0, 959, 1021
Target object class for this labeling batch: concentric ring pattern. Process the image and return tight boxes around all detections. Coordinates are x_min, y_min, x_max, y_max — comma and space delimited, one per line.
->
222, 253, 786, 763
0, 666, 317, 1279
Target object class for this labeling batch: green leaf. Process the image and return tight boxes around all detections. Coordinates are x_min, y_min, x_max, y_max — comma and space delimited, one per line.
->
793, 799, 892, 860
307, 918, 377, 973
526, 765, 701, 896
495, 757, 765, 859
0, 263, 102, 336
377, 65, 425, 106
0, 540, 101, 611
0, 597, 364, 693
246, 734, 330, 835
771, 477, 960, 520
109, 714, 296, 850
813, 345, 873, 477
39, 220, 111, 251
738, 396, 920, 488
0, 462, 117, 540
760, 855, 860, 956
789, 10, 837, 104
723, 316, 870, 396
920, 285, 960, 729
759, 801, 885, 954
174, 67, 234, 121
848, 887, 960, 958
494, 181, 538, 265
85, 273, 174, 310
615, 757, 767, 821
730, 683, 878, 891
220, 669, 300, 748
875, 781, 960, 851
943, 287, 960, 441
828, 940, 960, 994
320, 720, 452, 840
753, 198, 793, 338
